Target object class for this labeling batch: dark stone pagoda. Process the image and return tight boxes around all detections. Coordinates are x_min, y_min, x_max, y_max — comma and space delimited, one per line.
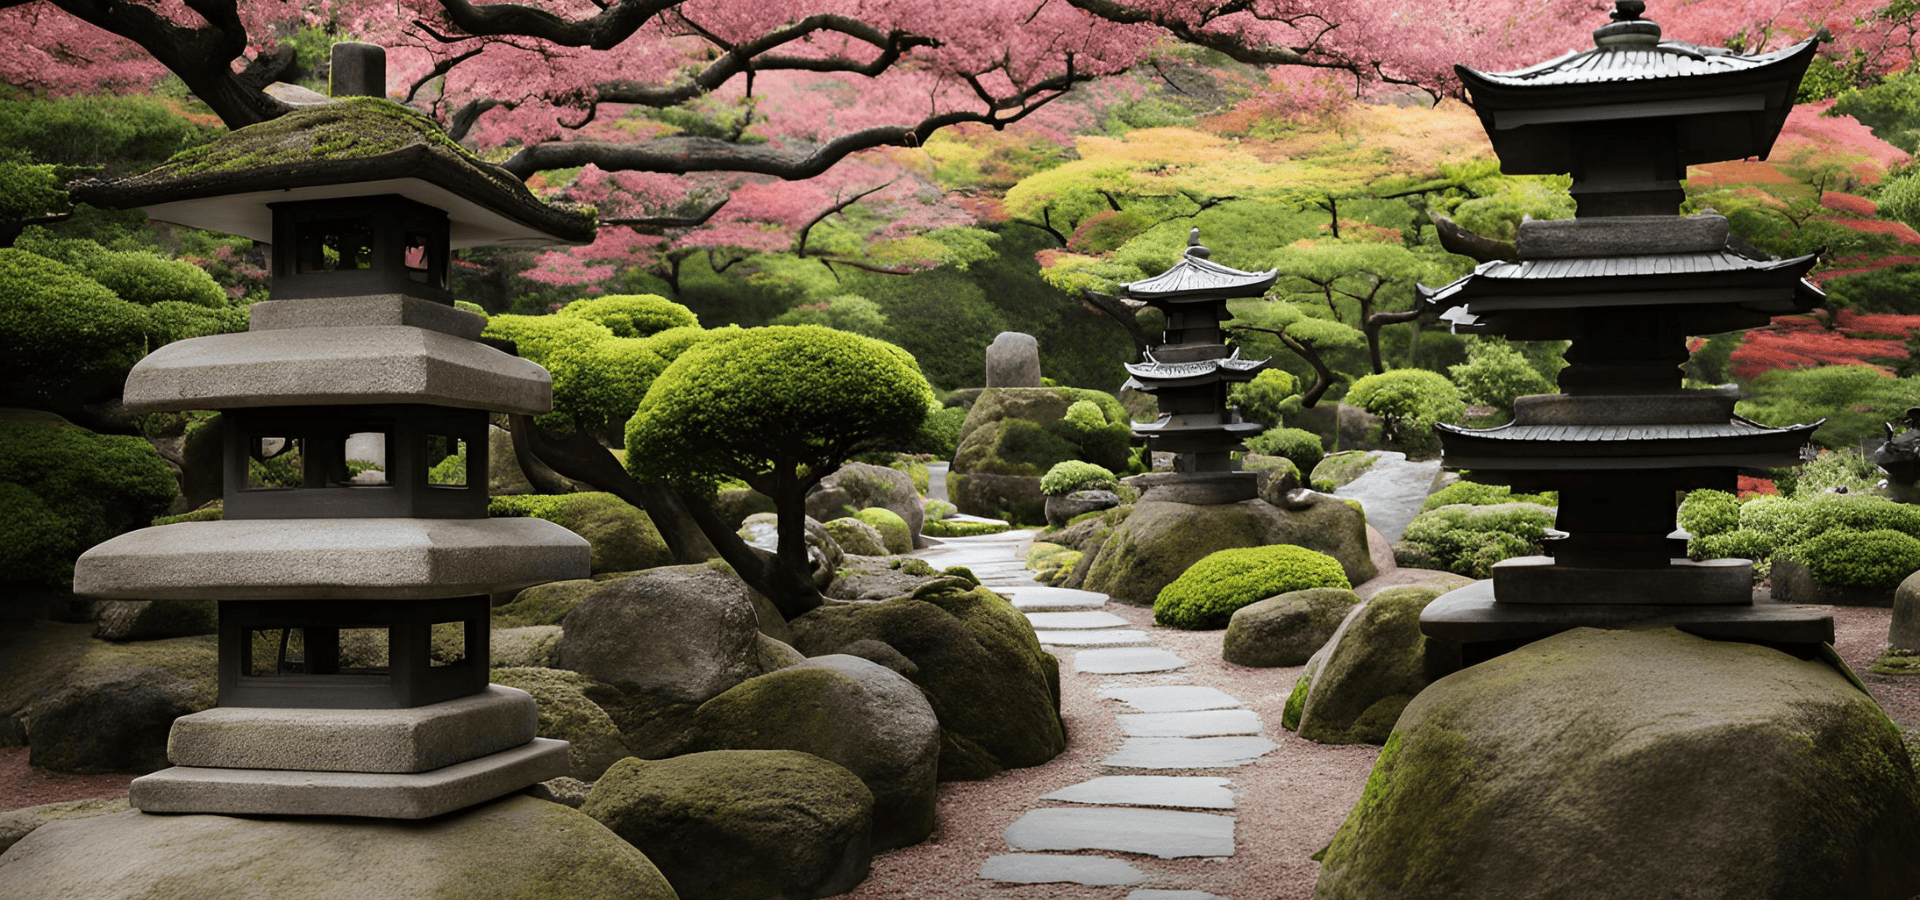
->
1417, 1, 1835, 670
1120, 229, 1276, 504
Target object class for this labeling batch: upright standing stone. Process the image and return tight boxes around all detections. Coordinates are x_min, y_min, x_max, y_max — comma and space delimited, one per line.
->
985, 332, 1043, 388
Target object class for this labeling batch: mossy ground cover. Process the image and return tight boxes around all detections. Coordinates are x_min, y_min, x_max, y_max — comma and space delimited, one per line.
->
1154, 545, 1350, 630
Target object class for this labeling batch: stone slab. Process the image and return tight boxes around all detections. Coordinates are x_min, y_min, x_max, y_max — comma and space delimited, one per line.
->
121, 327, 551, 414
1098, 686, 1244, 713
1491, 556, 1751, 605
1074, 647, 1188, 674
168, 685, 537, 774
977, 853, 1146, 886
1102, 737, 1279, 769
130, 738, 569, 819
1041, 776, 1236, 810
1421, 580, 1836, 646
1004, 807, 1235, 859
1026, 611, 1130, 629
73, 517, 591, 600
1516, 212, 1729, 259
1009, 587, 1110, 611
1128, 891, 1225, 900
1117, 710, 1263, 738
250, 295, 485, 341
1036, 629, 1151, 647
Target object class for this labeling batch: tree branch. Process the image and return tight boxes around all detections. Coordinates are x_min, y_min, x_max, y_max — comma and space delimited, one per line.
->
794, 181, 891, 258
1228, 324, 1340, 407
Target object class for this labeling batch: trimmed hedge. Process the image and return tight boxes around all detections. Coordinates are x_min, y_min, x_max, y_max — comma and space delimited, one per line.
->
1040, 460, 1118, 497
1, 411, 178, 588
1676, 489, 1740, 539
1397, 502, 1556, 579
0, 248, 150, 407
1793, 528, 1920, 590
556, 293, 699, 338
1418, 481, 1557, 514
1153, 545, 1351, 630
1245, 427, 1324, 476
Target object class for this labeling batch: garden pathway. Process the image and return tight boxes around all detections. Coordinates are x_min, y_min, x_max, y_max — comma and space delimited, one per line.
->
912, 528, 1279, 898
1329, 451, 1442, 543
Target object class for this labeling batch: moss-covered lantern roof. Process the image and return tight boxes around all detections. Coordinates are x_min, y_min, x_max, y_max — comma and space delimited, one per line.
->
68, 98, 595, 249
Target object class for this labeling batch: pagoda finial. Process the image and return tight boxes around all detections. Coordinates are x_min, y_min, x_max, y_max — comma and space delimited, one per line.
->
1595, 0, 1659, 45
1611, 0, 1646, 21
1186, 227, 1212, 260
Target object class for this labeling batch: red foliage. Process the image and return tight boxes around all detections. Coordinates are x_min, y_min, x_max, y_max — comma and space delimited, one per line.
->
1821, 191, 1878, 217
1815, 255, 1920, 282
1737, 475, 1779, 499
1821, 217, 1920, 244
1729, 311, 1920, 381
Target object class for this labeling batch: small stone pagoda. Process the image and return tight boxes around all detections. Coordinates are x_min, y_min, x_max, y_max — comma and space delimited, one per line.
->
69, 45, 594, 818
1416, 1, 1835, 670
1120, 229, 1276, 503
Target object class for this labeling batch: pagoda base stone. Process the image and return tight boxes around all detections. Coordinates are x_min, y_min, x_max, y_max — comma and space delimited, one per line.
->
1491, 556, 1751, 605
167, 685, 538, 773
1421, 580, 1835, 676
1125, 471, 1257, 505
130, 737, 569, 819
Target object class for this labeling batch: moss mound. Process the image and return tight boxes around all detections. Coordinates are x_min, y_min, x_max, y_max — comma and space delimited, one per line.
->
489, 493, 669, 574
1153, 545, 1351, 630
1, 410, 177, 589
853, 507, 912, 554
489, 666, 629, 781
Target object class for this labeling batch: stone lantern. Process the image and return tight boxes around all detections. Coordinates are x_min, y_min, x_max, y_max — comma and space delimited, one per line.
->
69, 44, 595, 818
1120, 229, 1276, 503
1416, 1, 1835, 671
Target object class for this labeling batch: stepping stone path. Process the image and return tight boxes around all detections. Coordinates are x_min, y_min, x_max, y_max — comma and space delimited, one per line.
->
912, 524, 1281, 897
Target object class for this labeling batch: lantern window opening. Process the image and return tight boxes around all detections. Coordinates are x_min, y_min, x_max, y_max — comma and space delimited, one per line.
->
425, 434, 469, 487
430, 621, 466, 667
243, 626, 391, 677
340, 430, 389, 487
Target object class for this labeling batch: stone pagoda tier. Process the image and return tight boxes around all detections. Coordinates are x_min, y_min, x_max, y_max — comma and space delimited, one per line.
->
1120, 230, 1275, 504
70, 44, 593, 819
1415, 2, 1835, 673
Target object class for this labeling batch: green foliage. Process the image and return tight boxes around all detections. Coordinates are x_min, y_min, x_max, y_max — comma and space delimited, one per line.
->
1039, 460, 1119, 497
770, 294, 889, 338
0, 248, 149, 408
1310, 450, 1378, 492
1878, 172, 1920, 232
1418, 481, 1556, 514
1442, 173, 1574, 241
547, 336, 669, 445
1153, 545, 1351, 630
1062, 400, 1108, 434
1794, 528, 1920, 590
1789, 448, 1884, 497
1448, 337, 1555, 413
428, 443, 468, 486
912, 405, 969, 459
16, 231, 225, 308
923, 518, 1011, 537
1245, 427, 1324, 475
1738, 365, 1920, 451
1228, 369, 1302, 428
1347, 368, 1464, 453
144, 300, 247, 347
0, 158, 77, 225
1676, 489, 1741, 539
556, 293, 698, 337
624, 326, 936, 498
454, 300, 488, 319
642, 324, 732, 365
1683, 332, 1742, 384
923, 498, 956, 521
0, 411, 178, 588
481, 313, 616, 365
853, 507, 913, 554
1822, 262, 1920, 315
1704, 493, 1920, 565
0, 94, 218, 172
1397, 502, 1556, 578
1834, 70, 1920, 154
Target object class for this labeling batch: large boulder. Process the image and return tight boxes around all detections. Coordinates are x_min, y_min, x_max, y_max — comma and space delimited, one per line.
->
947, 387, 1132, 523
688, 654, 941, 850
1082, 496, 1375, 606
807, 462, 927, 549
738, 513, 844, 591
821, 517, 887, 556
492, 576, 624, 628
0, 797, 126, 856
0, 624, 217, 773
555, 563, 779, 757
583, 751, 874, 900
1316, 627, 1920, 899
789, 581, 1065, 780
1294, 585, 1447, 745
824, 555, 948, 601
0, 794, 675, 900
1222, 587, 1362, 668
489, 666, 631, 781
532, 493, 672, 575
490, 626, 562, 668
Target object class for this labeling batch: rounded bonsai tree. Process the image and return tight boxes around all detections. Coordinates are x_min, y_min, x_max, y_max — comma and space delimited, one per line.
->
625, 325, 936, 618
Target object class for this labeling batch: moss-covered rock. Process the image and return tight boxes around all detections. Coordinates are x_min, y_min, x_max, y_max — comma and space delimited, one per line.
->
824, 555, 945, 601
1082, 497, 1375, 607
1222, 587, 1361, 667
947, 387, 1132, 522
0, 794, 672, 900
1154, 546, 1350, 630
688, 654, 940, 850
821, 517, 887, 556
1310, 450, 1379, 492
583, 751, 873, 900
91, 600, 216, 642
789, 582, 1065, 780
0, 796, 127, 856
489, 492, 670, 575
490, 626, 562, 668
1316, 627, 1920, 899
489, 666, 629, 781
0, 622, 215, 772
737, 512, 844, 590
1295, 585, 1450, 746
712, 485, 778, 528
807, 462, 926, 548
492, 577, 612, 629
1, 410, 178, 590
852, 507, 912, 554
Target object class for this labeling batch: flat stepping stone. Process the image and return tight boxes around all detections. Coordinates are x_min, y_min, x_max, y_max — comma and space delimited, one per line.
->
1129, 891, 1226, 900
978, 853, 1146, 886
1008, 587, 1109, 611
1102, 736, 1279, 769
1004, 807, 1235, 859
1117, 709, 1263, 738
1041, 776, 1235, 810
1074, 647, 1187, 674
1026, 611, 1129, 629
1098, 686, 1243, 713
1036, 629, 1150, 646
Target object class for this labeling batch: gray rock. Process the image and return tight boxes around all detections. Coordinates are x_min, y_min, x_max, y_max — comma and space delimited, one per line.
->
1098, 685, 1244, 713
808, 462, 927, 549
688, 654, 941, 850
1295, 585, 1451, 745
1315, 627, 1920, 899
738, 513, 844, 590
821, 517, 887, 556
0, 797, 127, 856
490, 625, 562, 667
1073, 647, 1188, 674
1101, 736, 1278, 769
1115, 709, 1262, 737
1034, 629, 1150, 646
979, 853, 1146, 885
1003, 807, 1235, 858
825, 555, 947, 601
1221, 587, 1361, 668
985, 331, 1042, 388
524, 775, 591, 808
1081, 497, 1374, 607
21, 634, 217, 774
1891, 570, 1920, 654
1045, 489, 1121, 528
583, 751, 874, 900
0, 794, 675, 900
92, 600, 217, 641
165, 685, 539, 773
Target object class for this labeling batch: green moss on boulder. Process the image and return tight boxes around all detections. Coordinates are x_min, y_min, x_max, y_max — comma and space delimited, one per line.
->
852, 507, 912, 554
489, 666, 629, 781
948, 387, 1133, 522
1154, 546, 1350, 630
583, 751, 873, 900
1222, 587, 1362, 667
1083, 497, 1374, 607
1310, 450, 1378, 492
822, 517, 888, 556
5, 628, 218, 773
489, 493, 670, 575
492, 578, 611, 629
1295, 585, 1448, 746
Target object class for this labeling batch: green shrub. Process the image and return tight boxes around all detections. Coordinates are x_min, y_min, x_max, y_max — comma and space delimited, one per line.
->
923, 518, 1011, 537
639, 324, 722, 365
912, 405, 969, 459
482, 313, 616, 365
0, 248, 149, 407
1788, 448, 1884, 498
1419, 481, 1556, 514
1739, 493, 1920, 560
1738, 365, 1920, 451
1228, 369, 1301, 428
0, 411, 178, 588
144, 300, 248, 347
1676, 489, 1740, 539
81, 248, 228, 309
1245, 427, 1324, 475
854, 506, 913, 554
556, 293, 699, 338
1153, 545, 1351, 630
1396, 502, 1556, 578
923, 498, 957, 521
455, 300, 488, 320
1346, 369, 1464, 453
1040, 460, 1119, 497
1062, 400, 1107, 433
1448, 337, 1555, 413
770, 294, 889, 339
1793, 528, 1920, 590
544, 336, 669, 444
1688, 528, 1773, 562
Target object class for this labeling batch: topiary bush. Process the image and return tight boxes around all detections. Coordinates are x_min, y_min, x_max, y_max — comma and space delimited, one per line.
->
1153, 545, 1351, 630
1, 410, 178, 588
1396, 502, 1556, 578
1677, 489, 1740, 539
854, 506, 913, 554
1040, 460, 1119, 497
1792, 528, 1920, 590
556, 293, 699, 338
1419, 480, 1557, 514
0, 248, 150, 409
1245, 427, 1324, 476
1228, 369, 1301, 428
544, 336, 669, 445
482, 313, 616, 364
1690, 492, 1920, 574
144, 300, 248, 348
1062, 399, 1107, 434
1345, 369, 1465, 455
